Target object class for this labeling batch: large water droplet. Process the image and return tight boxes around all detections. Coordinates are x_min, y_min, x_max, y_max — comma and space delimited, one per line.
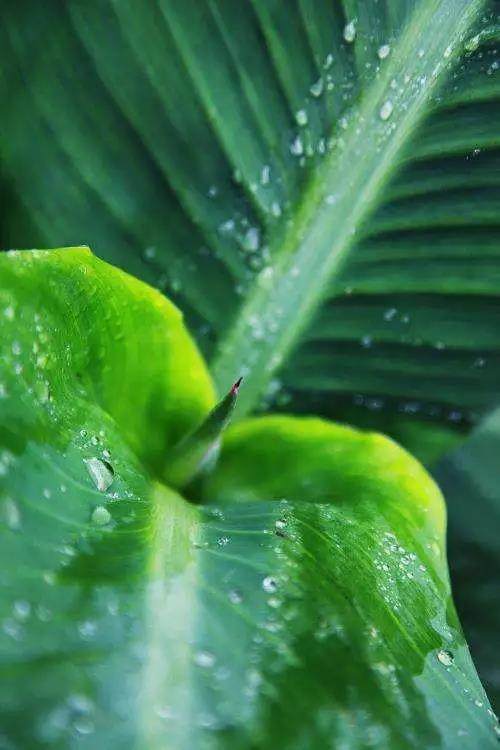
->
84, 458, 114, 492
343, 21, 356, 43
91, 505, 112, 526
436, 648, 454, 666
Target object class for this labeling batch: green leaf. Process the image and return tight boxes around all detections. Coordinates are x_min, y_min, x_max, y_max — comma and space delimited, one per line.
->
435, 408, 500, 709
2, 1, 500, 450
0, 249, 498, 748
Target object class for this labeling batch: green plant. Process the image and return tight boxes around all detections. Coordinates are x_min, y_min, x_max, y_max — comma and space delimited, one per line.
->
1, 0, 500, 747
0, 248, 497, 748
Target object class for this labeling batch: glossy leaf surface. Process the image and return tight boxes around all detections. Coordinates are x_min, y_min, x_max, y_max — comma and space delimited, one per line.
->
2, 1, 500, 451
0, 249, 498, 748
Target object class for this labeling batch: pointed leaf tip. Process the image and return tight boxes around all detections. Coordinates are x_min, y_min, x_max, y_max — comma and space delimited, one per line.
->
231, 377, 243, 396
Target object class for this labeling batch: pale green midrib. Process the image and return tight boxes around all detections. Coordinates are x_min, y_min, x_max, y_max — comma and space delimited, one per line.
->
210, 0, 486, 415
140, 484, 200, 749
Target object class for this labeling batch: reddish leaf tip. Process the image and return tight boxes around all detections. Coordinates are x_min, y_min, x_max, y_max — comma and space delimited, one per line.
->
230, 377, 243, 396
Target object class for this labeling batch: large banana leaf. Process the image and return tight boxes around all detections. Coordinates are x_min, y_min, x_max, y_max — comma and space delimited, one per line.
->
2, 1, 500, 456
1, 248, 499, 748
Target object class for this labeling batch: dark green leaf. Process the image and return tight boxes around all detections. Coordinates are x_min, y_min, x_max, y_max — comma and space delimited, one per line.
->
2, 1, 500, 452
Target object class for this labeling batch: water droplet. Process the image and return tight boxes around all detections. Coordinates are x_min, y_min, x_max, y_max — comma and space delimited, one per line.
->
11, 341, 21, 356
377, 44, 390, 60
262, 576, 278, 593
436, 648, 454, 666
242, 227, 260, 252
290, 135, 304, 156
4, 305, 15, 320
443, 45, 452, 59
343, 21, 356, 43
474, 699, 484, 708
194, 650, 216, 668
384, 307, 397, 321
260, 164, 271, 185
379, 100, 394, 121
91, 505, 112, 526
3, 497, 21, 531
275, 519, 286, 533
295, 109, 308, 127
465, 35, 480, 53
143, 246, 156, 261
13, 600, 31, 620
324, 53, 333, 70
228, 590, 243, 605
73, 717, 94, 736
267, 596, 281, 609
3, 618, 22, 640
310, 77, 324, 97
361, 335, 373, 348
78, 620, 97, 640
84, 458, 114, 492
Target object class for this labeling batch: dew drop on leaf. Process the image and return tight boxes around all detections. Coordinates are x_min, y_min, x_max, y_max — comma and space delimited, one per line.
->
343, 21, 356, 43
262, 576, 278, 593
3, 497, 21, 531
194, 650, 216, 668
310, 77, 324, 97
377, 44, 391, 60
84, 458, 114, 492
436, 649, 454, 666
242, 227, 260, 252
91, 505, 112, 526
78, 620, 97, 640
228, 590, 243, 605
379, 100, 394, 121
73, 717, 95, 736
290, 135, 304, 156
13, 600, 31, 620
295, 109, 308, 126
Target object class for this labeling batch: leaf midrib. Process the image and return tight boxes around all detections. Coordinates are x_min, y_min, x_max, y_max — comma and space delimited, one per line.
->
210, 0, 486, 415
